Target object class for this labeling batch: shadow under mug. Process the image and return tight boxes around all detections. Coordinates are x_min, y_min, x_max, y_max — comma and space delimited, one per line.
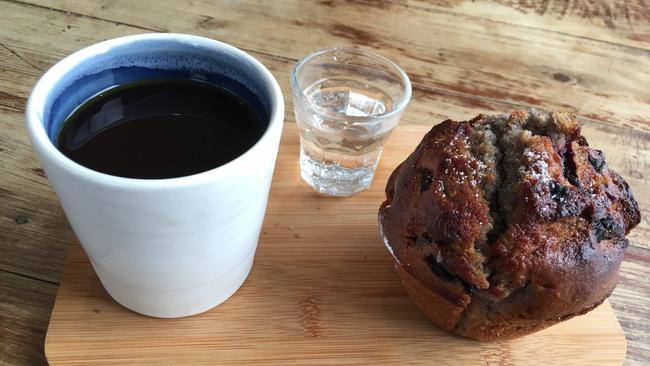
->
25, 33, 284, 318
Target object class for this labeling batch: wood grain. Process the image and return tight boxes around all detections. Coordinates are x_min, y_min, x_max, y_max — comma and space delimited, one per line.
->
12, 0, 650, 131
613, 245, 650, 365
45, 125, 627, 365
0, 0, 648, 365
0, 106, 72, 283
406, 0, 650, 49
0, 271, 57, 366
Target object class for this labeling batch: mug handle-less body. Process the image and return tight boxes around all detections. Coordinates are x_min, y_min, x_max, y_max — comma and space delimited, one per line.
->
26, 33, 284, 317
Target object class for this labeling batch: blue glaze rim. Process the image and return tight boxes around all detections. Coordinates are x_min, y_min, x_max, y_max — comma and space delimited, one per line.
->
26, 33, 284, 188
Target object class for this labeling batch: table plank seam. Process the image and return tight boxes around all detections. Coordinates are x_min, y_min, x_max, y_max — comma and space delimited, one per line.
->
3, 0, 164, 32
395, 81, 650, 130
0, 41, 43, 71
0, 268, 60, 286
387, 0, 650, 55
5, 0, 302, 67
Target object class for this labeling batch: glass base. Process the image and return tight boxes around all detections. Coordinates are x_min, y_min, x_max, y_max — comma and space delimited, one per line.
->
299, 146, 379, 197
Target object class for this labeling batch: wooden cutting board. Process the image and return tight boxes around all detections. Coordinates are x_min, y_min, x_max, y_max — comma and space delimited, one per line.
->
45, 123, 626, 365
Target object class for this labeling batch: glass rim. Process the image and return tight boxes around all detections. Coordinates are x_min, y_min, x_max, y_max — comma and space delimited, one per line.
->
290, 47, 412, 123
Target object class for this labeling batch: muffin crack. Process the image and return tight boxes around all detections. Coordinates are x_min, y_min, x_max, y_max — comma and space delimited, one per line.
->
560, 141, 580, 187
483, 123, 507, 249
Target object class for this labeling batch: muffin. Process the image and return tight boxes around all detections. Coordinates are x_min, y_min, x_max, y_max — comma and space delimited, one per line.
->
378, 110, 640, 341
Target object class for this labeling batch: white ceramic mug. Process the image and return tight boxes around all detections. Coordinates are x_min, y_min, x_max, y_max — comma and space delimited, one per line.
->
26, 34, 284, 318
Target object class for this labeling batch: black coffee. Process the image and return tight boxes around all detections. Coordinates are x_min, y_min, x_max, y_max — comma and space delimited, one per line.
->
57, 79, 265, 179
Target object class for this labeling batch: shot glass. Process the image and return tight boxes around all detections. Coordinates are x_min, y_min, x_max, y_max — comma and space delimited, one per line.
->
290, 47, 411, 196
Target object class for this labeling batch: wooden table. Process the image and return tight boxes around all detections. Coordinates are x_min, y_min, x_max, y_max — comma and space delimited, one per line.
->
1, 1, 648, 365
